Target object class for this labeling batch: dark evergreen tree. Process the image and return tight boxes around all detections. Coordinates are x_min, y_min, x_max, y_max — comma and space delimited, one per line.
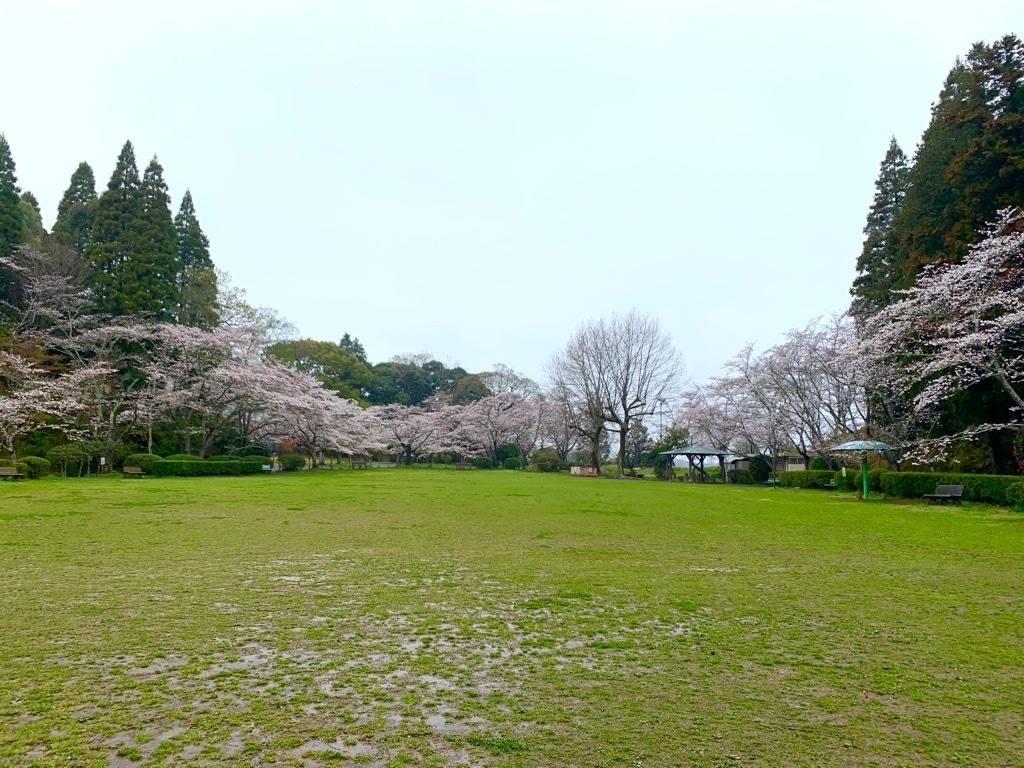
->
339, 333, 368, 363
850, 137, 910, 317
52, 162, 98, 257
86, 140, 143, 316
174, 190, 218, 328
0, 133, 22, 260
87, 147, 181, 319
131, 156, 181, 319
18, 191, 47, 249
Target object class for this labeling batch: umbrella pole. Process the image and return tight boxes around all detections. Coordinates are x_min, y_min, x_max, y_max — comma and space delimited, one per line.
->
861, 452, 869, 500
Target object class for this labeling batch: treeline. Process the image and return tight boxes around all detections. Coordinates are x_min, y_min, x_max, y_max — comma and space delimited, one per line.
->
851, 34, 1024, 317
850, 34, 1024, 472
0, 135, 501, 411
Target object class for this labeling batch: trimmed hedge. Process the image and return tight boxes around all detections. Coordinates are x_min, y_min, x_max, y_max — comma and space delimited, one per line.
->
880, 471, 1021, 505
163, 454, 205, 462
19, 456, 51, 478
151, 460, 264, 477
123, 453, 162, 473
1006, 482, 1024, 511
834, 469, 886, 493
777, 470, 837, 489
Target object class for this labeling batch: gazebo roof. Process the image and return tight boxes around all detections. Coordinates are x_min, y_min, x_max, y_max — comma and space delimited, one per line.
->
658, 445, 729, 456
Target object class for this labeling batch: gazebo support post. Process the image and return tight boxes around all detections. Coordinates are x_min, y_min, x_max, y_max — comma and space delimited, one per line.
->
861, 452, 869, 500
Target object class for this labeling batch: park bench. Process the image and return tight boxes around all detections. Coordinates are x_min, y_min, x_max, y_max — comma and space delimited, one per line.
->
261, 464, 272, 472
764, 477, 780, 487
122, 466, 145, 478
823, 479, 837, 489
454, 462, 472, 470
0, 466, 24, 480
351, 459, 368, 469
923, 484, 964, 505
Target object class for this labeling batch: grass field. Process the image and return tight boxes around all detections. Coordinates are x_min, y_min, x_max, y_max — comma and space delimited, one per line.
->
1, 470, 1022, 768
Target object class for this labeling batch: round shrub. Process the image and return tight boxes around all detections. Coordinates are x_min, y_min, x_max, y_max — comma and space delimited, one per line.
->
533, 448, 562, 472
472, 456, 494, 469
123, 453, 162, 473
809, 457, 830, 471
18, 456, 51, 478
164, 454, 204, 461
503, 457, 522, 470
278, 453, 306, 472
728, 468, 755, 484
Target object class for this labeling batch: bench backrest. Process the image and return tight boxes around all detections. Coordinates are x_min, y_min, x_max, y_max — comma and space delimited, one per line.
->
0, 466, 21, 475
934, 484, 964, 495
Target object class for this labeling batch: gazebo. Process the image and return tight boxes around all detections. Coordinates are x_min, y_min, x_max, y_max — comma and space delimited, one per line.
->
658, 445, 730, 483
832, 440, 894, 499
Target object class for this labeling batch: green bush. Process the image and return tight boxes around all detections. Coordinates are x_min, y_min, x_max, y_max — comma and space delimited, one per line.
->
0, 459, 30, 477
207, 455, 241, 462
778, 470, 838, 489
533, 448, 562, 473
880, 471, 1022, 505
1006, 482, 1024, 511
122, 453, 162, 473
834, 469, 886, 493
728, 469, 755, 485
749, 455, 771, 483
150, 460, 263, 477
18, 456, 51, 479
278, 454, 306, 472
503, 457, 522, 470
472, 456, 494, 469
497, 443, 521, 463
164, 454, 204, 461
809, 457, 830, 471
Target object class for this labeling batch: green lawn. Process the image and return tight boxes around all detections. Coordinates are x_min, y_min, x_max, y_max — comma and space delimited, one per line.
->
1, 470, 1022, 767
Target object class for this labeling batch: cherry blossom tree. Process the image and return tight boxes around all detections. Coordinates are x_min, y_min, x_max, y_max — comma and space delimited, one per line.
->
859, 207, 1024, 460
370, 403, 444, 465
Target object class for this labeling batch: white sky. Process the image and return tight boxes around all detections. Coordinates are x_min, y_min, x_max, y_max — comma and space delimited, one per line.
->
6, 1, 1022, 384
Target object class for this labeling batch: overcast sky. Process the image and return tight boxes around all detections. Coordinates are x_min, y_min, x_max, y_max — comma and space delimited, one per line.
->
6, 1, 1021, 385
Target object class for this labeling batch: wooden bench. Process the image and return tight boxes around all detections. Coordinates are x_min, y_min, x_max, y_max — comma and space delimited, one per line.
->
0, 466, 24, 480
454, 462, 472, 470
923, 484, 964, 505
351, 460, 368, 469
261, 464, 272, 472
122, 466, 145, 477
764, 477, 780, 486
823, 479, 837, 489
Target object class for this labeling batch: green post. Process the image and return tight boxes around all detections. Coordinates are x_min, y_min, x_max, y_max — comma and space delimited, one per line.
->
861, 453, 869, 500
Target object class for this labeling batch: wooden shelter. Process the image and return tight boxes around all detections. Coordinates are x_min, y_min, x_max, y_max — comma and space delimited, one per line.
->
658, 445, 729, 482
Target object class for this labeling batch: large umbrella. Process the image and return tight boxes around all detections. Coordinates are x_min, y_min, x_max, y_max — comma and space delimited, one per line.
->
832, 440, 893, 499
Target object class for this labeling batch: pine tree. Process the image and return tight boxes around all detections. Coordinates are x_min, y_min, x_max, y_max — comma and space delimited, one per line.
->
17, 191, 48, 249
52, 162, 98, 257
86, 141, 144, 316
130, 156, 181, 319
850, 138, 910, 317
0, 133, 22, 260
174, 189, 218, 328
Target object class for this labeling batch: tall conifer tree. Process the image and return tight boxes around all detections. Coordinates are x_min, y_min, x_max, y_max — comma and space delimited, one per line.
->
52, 162, 98, 257
130, 156, 181, 319
850, 138, 910, 317
174, 190, 218, 328
86, 141, 143, 316
17, 191, 47, 249
0, 133, 22, 260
